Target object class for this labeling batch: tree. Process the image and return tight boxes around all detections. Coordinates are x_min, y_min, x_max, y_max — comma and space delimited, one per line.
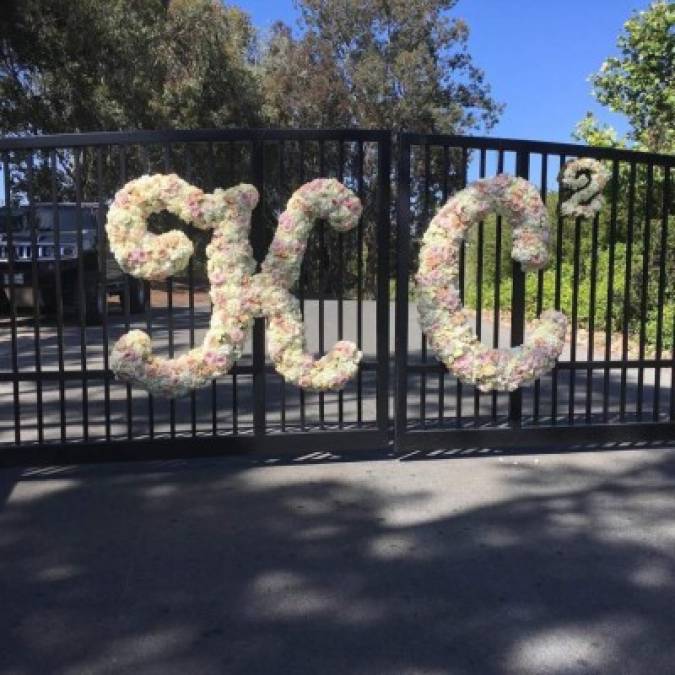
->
259, 0, 503, 297
575, 0, 674, 153
570, 1, 674, 353
260, 0, 502, 133
463, 0, 675, 357
0, 0, 262, 134
0, 0, 266, 235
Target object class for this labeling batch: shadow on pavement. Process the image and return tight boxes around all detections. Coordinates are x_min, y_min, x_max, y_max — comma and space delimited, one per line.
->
2, 448, 675, 674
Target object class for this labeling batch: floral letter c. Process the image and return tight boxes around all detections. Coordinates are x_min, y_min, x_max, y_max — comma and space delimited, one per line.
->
416, 174, 568, 392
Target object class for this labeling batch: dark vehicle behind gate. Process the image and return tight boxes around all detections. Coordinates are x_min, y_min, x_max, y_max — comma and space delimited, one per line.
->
0, 203, 145, 323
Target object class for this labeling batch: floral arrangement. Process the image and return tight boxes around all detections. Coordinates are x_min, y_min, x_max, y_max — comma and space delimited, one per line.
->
416, 174, 568, 392
558, 157, 610, 218
107, 174, 363, 398
106, 174, 207, 280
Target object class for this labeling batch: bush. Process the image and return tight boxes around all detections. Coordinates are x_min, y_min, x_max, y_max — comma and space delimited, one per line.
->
462, 229, 673, 352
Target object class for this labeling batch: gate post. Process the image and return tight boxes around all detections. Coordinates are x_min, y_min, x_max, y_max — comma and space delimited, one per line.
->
394, 135, 412, 450
376, 132, 392, 437
510, 150, 529, 427
251, 138, 267, 437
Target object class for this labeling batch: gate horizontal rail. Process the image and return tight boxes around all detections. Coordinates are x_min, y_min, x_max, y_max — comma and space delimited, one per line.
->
0, 128, 673, 466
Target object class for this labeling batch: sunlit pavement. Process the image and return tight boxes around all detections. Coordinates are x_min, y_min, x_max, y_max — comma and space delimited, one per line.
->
2, 446, 675, 674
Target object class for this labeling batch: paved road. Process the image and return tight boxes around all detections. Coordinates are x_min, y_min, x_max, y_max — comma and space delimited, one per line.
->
2, 446, 675, 674
1, 300, 672, 445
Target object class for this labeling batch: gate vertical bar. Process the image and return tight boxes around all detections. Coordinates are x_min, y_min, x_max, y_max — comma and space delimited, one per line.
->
395, 134, 412, 447
356, 141, 365, 425
603, 160, 619, 422
337, 140, 345, 428
637, 163, 654, 418
26, 153, 44, 444
492, 150, 505, 422
183, 145, 197, 437
298, 140, 307, 431
205, 141, 219, 436
118, 147, 134, 440
533, 153, 548, 422
439, 144, 450, 424
318, 141, 326, 428
456, 147, 468, 427
3, 153, 21, 445
620, 161, 637, 421
278, 142, 287, 431
376, 133, 391, 435
551, 154, 566, 425
585, 210, 599, 423
474, 148, 487, 424
420, 144, 430, 427
569, 214, 582, 424
96, 147, 111, 441
509, 151, 529, 426
251, 139, 266, 437
139, 146, 154, 439
653, 166, 669, 420
50, 150, 67, 442
162, 143, 176, 437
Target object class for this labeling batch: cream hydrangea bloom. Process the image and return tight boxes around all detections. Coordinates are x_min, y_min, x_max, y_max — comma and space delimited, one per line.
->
416, 174, 568, 392
107, 175, 362, 398
558, 158, 610, 219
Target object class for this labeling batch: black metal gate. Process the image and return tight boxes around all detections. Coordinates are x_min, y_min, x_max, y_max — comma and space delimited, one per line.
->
0, 128, 673, 465
396, 133, 675, 451
0, 129, 391, 463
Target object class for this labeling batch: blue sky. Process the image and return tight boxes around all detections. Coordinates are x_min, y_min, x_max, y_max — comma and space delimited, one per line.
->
245, 0, 645, 143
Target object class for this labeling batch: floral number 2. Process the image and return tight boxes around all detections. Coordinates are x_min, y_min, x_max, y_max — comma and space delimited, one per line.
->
106, 175, 363, 398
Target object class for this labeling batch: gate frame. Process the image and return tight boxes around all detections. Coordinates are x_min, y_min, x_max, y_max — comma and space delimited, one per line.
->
394, 132, 675, 451
1, 128, 674, 465
0, 128, 392, 465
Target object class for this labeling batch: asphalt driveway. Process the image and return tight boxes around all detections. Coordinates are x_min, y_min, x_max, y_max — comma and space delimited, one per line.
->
2, 446, 675, 674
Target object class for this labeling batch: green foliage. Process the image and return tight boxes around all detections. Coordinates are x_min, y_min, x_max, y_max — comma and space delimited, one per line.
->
567, 1, 674, 352
258, 1, 504, 300
1, 0, 503, 135
464, 247, 673, 353
462, 196, 674, 353
0, 0, 262, 133
576, 1, 674, 153
1, 0, 503, 299
259, 0, 503, 133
